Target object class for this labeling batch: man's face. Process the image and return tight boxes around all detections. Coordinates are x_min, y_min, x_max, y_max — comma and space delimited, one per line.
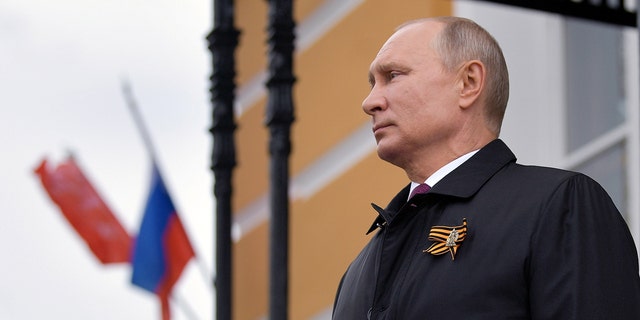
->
363, 22, 461, 168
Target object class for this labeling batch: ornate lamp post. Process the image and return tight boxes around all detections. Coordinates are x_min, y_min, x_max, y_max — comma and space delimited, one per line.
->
207, 0, 240, 319
265, 0, 296, 319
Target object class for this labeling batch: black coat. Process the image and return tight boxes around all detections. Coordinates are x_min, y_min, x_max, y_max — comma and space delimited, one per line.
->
333, 139, 640, 319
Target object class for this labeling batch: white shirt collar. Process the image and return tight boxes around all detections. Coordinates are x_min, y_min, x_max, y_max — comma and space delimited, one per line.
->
409, 149, 479, 199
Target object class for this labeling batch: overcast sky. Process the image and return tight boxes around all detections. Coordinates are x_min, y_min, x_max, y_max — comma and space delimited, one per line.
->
1, 1, 215, 319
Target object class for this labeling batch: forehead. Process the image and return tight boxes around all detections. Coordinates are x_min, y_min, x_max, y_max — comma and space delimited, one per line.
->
370, 21, 443, 71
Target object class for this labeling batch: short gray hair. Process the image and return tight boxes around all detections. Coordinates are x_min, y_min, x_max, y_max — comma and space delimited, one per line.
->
401, 17, 510, 134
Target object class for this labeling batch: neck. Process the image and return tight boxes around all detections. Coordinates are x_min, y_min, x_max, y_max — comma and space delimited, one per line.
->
403, 133, 495, 183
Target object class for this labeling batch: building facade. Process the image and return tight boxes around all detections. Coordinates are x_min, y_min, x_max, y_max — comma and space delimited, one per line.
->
228, 1, 639, 319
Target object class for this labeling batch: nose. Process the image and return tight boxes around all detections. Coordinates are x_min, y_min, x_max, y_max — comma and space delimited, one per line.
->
362, 85, 386, 116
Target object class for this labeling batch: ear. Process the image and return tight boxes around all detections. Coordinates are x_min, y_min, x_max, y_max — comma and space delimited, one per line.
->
458, 60, 485, 109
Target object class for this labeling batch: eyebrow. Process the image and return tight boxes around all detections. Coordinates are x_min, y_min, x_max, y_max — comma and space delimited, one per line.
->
368, 61, 408, 86
376, 61, 406, 72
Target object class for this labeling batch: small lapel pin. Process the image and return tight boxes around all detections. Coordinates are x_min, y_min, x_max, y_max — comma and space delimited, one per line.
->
424, 218, 467, 260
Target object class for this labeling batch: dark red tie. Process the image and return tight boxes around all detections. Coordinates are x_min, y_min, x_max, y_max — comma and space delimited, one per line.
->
409, 183, 431, 199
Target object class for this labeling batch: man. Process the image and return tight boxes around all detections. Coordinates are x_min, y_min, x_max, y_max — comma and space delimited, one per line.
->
332, 17, 640, 319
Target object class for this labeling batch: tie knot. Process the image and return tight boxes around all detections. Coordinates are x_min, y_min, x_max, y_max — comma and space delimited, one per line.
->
409, 183, 431, 200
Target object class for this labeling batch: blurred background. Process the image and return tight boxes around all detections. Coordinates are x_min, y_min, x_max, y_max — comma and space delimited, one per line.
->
1, 1, 213, 319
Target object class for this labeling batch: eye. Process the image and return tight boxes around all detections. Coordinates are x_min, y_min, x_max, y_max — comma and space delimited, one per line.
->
388, 71, 401, 80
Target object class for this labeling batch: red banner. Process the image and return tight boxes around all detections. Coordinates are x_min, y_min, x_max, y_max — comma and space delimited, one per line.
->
34, 156, 132, 264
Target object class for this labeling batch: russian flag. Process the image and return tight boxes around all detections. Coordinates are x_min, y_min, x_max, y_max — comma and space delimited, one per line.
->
131, 163, 195, 320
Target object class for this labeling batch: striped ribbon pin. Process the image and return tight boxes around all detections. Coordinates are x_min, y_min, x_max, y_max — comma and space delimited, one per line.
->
424, 218, 468, 261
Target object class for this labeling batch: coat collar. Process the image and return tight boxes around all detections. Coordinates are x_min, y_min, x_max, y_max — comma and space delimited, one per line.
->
429, 139, 516, 198
366, 139, 516, 234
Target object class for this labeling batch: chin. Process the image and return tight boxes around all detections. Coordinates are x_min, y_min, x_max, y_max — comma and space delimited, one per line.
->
376, 146, 403, 167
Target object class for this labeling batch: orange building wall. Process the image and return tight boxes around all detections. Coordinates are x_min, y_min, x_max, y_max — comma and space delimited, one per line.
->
232, 1, 452, 319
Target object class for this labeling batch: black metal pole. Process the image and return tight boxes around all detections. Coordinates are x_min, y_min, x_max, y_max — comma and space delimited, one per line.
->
207, 1, 240, 319
265, 0, 296, 319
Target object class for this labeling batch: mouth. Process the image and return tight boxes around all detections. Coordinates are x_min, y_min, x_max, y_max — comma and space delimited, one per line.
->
372, 123, 391, 134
